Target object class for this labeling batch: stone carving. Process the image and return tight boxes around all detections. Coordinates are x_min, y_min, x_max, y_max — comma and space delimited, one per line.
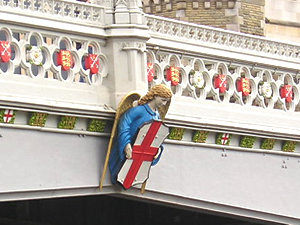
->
147, 50, 300, 112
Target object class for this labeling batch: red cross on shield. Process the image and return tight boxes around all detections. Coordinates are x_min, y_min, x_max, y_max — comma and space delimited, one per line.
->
117, 120, 169, 189
0, 41, 11, 63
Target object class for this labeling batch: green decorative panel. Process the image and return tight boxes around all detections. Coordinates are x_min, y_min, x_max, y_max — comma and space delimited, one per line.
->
168, 127, 185, 140
261, 139, 276, 150
192, 130, 209, 143
239, 136, 256, 148
29, 112, 48, 127
282, 141, 297, 152
87, 119, 107, 132
58, 116, 77, 130
0, 109, 16, 124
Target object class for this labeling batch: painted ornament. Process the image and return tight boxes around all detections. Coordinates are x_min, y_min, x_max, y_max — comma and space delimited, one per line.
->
221, 133, 230, 145
147, 62, 154, 82
117, 120, 169, 189
190, 71, 205, 89
57, 50, 73, 71
85, 54, 99, 74
0, 41, 11, 63
214, 74, 227, 93
166, 66, 180, 86
258, 82, 272, 98
3, 109, 14, 123
237, 77, 251, 96
280, 85, 293, 103
27, 46, 43, 66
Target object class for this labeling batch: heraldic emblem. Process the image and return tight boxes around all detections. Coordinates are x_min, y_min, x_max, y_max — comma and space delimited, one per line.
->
99, 84, 172, 193
117, 120, 169, 189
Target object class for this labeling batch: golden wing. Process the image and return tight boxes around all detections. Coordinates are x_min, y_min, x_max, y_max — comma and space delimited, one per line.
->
99, 92, 141, 190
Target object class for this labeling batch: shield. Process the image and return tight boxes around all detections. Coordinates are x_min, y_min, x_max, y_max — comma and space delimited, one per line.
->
166, 66, 180, 86
85, 54, 99, 74
237, 78, 251, 96
280, 85, 293, 103
147, 62, 154, 82
214, 74, 227, 93
57, 50, 73, 71
117, 120, 169, 189
0, 41, 11, 63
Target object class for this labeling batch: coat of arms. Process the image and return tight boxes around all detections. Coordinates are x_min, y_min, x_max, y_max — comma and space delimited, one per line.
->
85, 54, 99, 74
0, 41, 11, 63
117, 120, 169, 189
57, 50, 73, 71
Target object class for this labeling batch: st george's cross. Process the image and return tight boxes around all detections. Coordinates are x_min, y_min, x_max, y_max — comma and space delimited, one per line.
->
117, 120, 169, 189
221, 133, 230, 145
3, 109, 14, 123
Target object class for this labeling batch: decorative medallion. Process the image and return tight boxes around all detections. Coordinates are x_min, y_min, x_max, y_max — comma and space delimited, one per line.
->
237, 78, 251, 96
216, 133, 231, 145
258, 82, 272, 98
0, 41, 11, 63
87, 119, 107, 132
58, 116, 77, 129
192, 130, 209, 143
214, 74, 227, 93
261, 138, 276, 150
166, 66, 180, 86
282, 141, 296, 152
57, 50, 73, 71
29, 112, 48, 127
85, 54, 99, 74
168, 127, 185, 140
190, 71, 205, 89
147, 62, 154, 82
280, 85, 293, 103
0, 109, 15, 124
26, 46, 43, 66
239, 136, 256, 148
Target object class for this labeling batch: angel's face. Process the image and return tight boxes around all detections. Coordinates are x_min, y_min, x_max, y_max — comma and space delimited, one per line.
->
153, 96, 169, 109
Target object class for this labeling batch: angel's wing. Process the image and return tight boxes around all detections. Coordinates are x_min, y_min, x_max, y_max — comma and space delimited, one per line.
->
99, 92, 141, 190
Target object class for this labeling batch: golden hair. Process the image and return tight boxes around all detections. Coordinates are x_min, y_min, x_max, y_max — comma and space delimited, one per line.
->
138, 84, 172, 105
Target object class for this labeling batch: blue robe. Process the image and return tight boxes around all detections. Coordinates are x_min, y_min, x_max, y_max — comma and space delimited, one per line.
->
109, 104, 163, 184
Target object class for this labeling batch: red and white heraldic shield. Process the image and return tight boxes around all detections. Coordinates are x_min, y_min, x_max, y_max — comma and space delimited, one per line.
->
117, 120, 169, 189
0, 41, 11, 63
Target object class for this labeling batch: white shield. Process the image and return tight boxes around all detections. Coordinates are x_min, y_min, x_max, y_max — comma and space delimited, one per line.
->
117, 120, 169, 189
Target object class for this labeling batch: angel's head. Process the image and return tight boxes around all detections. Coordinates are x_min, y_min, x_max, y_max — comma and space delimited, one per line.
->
138, 84, 172, 106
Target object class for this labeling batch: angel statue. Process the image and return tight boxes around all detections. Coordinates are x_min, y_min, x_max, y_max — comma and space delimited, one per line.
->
99, 84, 172, 191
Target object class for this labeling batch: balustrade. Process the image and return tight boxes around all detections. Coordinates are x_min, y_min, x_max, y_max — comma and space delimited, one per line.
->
146, 50, 300, 112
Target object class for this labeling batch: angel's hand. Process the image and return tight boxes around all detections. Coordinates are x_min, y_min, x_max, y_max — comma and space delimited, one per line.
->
125, 143, 132, 159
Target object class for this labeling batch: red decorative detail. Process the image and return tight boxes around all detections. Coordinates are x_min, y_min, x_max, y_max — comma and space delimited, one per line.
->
280, 85, 293, 103
237, 78, 251, 96
85, 54, 99, 74
214, 74, 227, 93
0, 41, 11, 63
166, 66, 180, 86
57, 50, 73, 71
3, 109, 14, 123
221, 133, 230, 145
147, 62, 154, 82
122, 121, 162, 189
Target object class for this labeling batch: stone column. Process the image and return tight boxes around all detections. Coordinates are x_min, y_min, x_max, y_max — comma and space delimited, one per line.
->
104, 0, 150, 108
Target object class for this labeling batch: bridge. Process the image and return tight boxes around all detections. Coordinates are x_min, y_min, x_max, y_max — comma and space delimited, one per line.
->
0, 0, 300, 224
